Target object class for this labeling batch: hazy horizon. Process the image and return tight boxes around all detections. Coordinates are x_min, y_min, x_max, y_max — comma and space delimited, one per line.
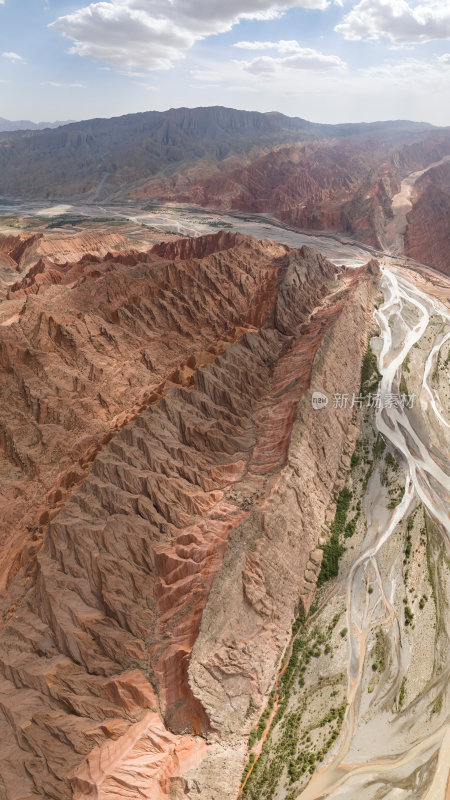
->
1, 0, 450, 126
1, 104, 447, 129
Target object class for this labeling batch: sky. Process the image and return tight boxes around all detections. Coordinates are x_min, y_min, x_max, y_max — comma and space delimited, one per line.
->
1, 0, 450, 125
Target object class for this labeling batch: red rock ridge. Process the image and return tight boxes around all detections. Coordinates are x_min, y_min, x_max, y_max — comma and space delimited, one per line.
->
0, 232, 43, 269
130, 142, 395, 248
0, 231, 379, 798
404, 162, 450, 276
0, 228, 170, 301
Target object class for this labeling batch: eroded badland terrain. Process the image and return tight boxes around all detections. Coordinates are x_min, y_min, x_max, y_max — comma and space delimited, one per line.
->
0, 107, 449, 800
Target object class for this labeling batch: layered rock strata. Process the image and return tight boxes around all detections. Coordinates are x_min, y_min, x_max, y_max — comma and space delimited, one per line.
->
131, 141, 398, 249
0, 231, 378, 798
129, 133, 450, 253
405, 161, 450, 276
0, 229, 161, 299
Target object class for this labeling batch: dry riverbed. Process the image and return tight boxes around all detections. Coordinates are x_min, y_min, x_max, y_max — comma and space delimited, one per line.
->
240, 326, 449, 800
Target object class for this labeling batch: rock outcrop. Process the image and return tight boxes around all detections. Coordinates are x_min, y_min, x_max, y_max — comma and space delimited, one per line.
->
131, 141, 398, 248
0, 228, 158, 297
0, 231, 378, 798
405, 161, 450, 276
0, 232, 43, 269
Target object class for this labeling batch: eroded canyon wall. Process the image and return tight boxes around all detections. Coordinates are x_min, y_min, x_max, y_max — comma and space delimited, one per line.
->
129, 134, 450, 255
0, 232, 378, 799
405, 162, 450, 277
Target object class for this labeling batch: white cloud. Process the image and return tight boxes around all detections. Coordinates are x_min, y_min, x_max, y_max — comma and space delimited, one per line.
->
234, 39, 305, 52
120, 70, 146, 77
50, 0, 330, 71
191, 48, 449, 100
336, 0, 450, 44
2, 51, 24, 62
438, 53, 450, 64
242, 53, 344, 73
41, 81, 85, 88
235, 41, 345, 72
364, 57, 436, 79
189, 82, 221, 89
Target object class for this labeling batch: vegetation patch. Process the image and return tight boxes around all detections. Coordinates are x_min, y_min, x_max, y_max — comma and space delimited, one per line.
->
399, 374, 409, 396
424, 512, 438, 609
372, 630, 386, 673
351, 439, 362, 469
403, 598, 414, 626
317, 488, 352, 585
373, 434, 386, 460
387, 484, 405, 509
360, 343, 381, 394
403, 529, 412, 564
46, 214, 123, 228
241, 614, 347, 799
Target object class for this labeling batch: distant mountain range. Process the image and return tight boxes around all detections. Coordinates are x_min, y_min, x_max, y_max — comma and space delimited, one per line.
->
0, 106, 449, 270
0, 106, 439, 199
0, 117, 74, 132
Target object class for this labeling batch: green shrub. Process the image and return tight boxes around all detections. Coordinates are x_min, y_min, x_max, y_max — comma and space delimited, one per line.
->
344, 516, 358, 538
318, 488, 352, 584
360, 344, 381, 393
373, 434, 386, 459
404, 605, 414, 625
351, 452, 360, 469
248, 729, 257, 748
385, 452, 397, 470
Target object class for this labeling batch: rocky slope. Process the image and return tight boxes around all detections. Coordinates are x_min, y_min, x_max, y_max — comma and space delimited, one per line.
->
404, 161, 450, 276
0, 231, 42, 270
0, 230, 379, 798
0, 228, 168, 299
0, 106, 321, 199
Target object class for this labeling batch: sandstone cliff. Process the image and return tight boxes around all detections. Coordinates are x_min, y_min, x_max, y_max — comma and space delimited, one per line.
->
404, 162, 450, 276
0, 231, 378, 798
